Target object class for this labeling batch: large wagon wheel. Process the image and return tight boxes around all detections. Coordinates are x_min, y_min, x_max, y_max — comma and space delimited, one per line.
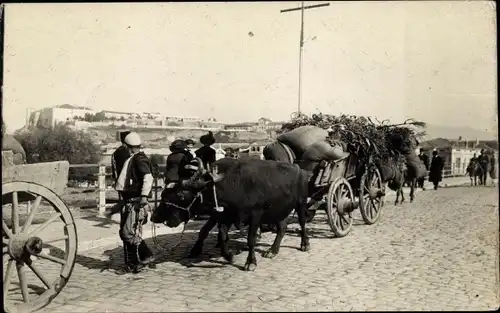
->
326, 178, 354, 238
2, 182, 78, 313
359, 167, 385, 225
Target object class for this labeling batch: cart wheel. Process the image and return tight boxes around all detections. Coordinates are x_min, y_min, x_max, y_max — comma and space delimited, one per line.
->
2, 182, 78, 313
326, 178, 354, 238
359, 167, 385, 225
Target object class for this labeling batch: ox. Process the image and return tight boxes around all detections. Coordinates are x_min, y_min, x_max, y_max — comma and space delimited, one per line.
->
152, 158, 311, 271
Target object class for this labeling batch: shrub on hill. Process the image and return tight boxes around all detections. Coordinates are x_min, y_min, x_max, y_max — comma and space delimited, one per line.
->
15, 124, 101, 182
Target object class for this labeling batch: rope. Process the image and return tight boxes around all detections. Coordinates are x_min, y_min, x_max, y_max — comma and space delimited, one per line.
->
151, 220, 188, 253
149, 192, 201, 253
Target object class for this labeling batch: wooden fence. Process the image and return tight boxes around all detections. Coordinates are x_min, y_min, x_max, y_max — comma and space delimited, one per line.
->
68, 163, 464, 217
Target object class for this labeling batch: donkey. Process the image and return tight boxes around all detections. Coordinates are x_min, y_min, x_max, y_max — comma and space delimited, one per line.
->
379, 157, 417, 206
466, 160, 484, 186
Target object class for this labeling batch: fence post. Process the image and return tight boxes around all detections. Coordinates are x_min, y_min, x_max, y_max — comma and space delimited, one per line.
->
97, 164, 107, 217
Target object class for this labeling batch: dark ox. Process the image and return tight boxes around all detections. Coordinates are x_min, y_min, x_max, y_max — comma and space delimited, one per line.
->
152, 157, 311, 271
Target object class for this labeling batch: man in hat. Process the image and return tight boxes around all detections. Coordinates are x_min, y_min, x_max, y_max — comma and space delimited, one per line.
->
477, 149, 490, 185
417, 148, 429, 190
165, 139, 195, 184
106, 131, 131, 217
185, 139, 197, 159
114, 132, 155, 274
111, 130, 131, 182
195, 131, 217, 172
429, 149, 444, 190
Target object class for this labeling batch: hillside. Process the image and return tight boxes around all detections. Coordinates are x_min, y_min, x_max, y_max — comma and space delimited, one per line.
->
422, 124, 497, 141
87, 126, 275, 148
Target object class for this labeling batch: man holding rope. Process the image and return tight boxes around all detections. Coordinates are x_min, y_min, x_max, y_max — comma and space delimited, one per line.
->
114, 132, 156, 275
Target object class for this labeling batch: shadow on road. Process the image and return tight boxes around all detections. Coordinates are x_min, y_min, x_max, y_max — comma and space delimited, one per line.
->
79, 215, 120, 228
42, 210, 373, 274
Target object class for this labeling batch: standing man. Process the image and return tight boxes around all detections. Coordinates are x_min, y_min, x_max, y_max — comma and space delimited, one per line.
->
477, 149, 490, 185
195, 131, 217, 172
114, 132, 155, 275
165, 139, 194, 184
185, 139, 197, 159
417, 149, 429, 190
106, 131, 131, 218
429, 149, 445, 190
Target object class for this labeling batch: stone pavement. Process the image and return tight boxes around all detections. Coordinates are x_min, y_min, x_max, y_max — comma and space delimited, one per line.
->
33, 176, 475, 256
7, 183, 496, 312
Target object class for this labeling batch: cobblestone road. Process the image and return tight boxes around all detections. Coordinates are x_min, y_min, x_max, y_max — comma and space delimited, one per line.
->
8, 186, 500, 312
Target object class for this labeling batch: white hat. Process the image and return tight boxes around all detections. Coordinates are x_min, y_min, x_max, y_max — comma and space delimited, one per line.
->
124, 132, 142, 147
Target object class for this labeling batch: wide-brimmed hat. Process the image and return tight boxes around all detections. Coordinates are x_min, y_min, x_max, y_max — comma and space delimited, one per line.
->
200, 131, 216, 146
170, 139, 187, 152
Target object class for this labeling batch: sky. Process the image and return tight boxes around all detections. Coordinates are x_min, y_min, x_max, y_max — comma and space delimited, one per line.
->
2, 1, 497, 134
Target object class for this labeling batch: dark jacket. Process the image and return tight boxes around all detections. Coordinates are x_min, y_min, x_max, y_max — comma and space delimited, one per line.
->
195, 146, 216, 170
112, 145, 131, 181
418, 153, 430, 170
429, 155, 444, 183
478, 154, 490, 172
120, 152, 153, 200
165, 151, 193, 183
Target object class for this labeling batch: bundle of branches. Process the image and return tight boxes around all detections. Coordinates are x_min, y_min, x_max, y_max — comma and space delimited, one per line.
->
376, 118, 427, 156
279, 112, 426, 162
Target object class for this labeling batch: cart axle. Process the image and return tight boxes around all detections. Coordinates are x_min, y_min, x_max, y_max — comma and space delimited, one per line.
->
368, 187, 385, 199
8, 234, 44, 260
337, 198, 358, 214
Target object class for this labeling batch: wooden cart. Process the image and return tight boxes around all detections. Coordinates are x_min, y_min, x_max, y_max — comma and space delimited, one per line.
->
2, 153, 78, 313
303, 145, 386, 237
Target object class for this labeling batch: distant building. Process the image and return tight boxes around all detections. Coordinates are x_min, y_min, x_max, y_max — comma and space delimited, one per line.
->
224, 122, 257, 131
256, 117, 283, 131
223, 117, 283, 132
102, 110, 134, 121
420, 138, 498, 175
29, 104, 95, 128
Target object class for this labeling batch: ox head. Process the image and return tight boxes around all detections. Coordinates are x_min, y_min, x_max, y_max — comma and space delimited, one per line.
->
151, 158, 225, 227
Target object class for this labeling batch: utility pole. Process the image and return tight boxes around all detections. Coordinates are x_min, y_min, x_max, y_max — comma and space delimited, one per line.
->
1, 5, 5, 129
281, 2, 330, 115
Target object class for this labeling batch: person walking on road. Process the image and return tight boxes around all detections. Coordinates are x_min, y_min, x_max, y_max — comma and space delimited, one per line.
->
417, 148, 429, 190
477, 149, 490, 185
114, 132, 155, 275
429, 149, 445, 190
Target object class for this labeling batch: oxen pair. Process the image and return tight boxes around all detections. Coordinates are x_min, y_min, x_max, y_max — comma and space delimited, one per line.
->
151, 157, 311, 271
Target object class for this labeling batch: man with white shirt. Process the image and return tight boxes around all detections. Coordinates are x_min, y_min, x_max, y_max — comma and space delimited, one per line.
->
114, 132, 155, 275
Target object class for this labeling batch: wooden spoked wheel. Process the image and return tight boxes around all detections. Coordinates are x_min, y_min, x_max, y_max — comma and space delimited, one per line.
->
326, 178, 354, 238
358, 167, 385, 225
2, 182, 78, 313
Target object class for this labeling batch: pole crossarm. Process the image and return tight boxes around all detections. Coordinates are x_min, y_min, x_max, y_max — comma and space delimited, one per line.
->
280, 2, 330, 115
280, 2, 330, 13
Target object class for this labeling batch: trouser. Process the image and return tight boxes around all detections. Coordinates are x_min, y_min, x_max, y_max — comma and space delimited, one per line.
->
119, 201, 153, 267
432, 181, 439, 190
416, 177, 425, 188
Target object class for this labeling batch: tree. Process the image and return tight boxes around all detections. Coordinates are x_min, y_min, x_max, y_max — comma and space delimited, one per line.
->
93, 112, 104, 122
83, 113, 94, 122
15, 124, 101, 181
15, 123, 100, 164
